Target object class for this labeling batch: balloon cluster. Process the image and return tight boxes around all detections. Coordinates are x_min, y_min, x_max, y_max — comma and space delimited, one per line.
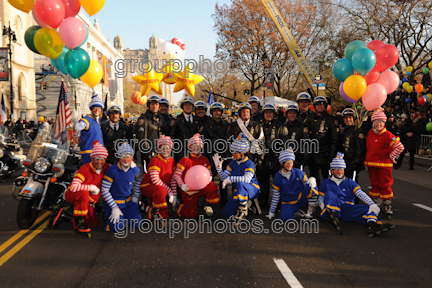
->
131, 38, 204, 104
12, 0, 106, 87
333, 40, 400, 111
131, 91, 147, 106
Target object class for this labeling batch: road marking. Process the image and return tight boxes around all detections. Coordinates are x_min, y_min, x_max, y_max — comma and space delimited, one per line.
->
273, 258, 303, 288
0, 219, 50, 267
0, 211, 51, 255
413, 203, 432, 213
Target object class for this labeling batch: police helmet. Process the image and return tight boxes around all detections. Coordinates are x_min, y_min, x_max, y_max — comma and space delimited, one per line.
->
181, 97, 194, 109
107, 105, 121, 115
262, 103, 276, 113
313, 96, 328, 107
341, 108, 356, 118
286, 104, 299, 113
296, 92, 312, 102
210, 102, 224, 113
160, 98, 169, 106
146, 95, 161, 107
194, 100, 207, 111
238, 102, 252, 112
248, 96, 260, 105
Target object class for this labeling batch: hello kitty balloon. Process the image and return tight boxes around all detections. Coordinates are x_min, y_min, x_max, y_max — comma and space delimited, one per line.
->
157, 38, 186, 84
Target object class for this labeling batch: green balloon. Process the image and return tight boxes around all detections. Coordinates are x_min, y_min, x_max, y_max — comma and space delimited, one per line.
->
357, 105, 362, 109
345, 40, 368, 60
426, 122, 432, 132
64, 48, 90, 79
24, 26, 41, 54
423, 67, 429, 75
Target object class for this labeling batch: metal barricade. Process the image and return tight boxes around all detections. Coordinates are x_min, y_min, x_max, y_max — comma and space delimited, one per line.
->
417, 134, 432, 171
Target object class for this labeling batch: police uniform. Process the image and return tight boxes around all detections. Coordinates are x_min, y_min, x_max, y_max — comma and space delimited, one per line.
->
298, 109, 316, 126
338, 125, 366, 179
278, 119, 310, 168
160, 113, 175, 136
252, 110, 264, 125
135, 110, 165, 167
170, 113, 200, 162
102, 120, 132, 165
197, 115, 210, 135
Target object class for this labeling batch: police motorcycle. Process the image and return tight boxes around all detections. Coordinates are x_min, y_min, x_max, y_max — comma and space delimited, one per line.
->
14, 126, 78, 229
0, 125, 26, 179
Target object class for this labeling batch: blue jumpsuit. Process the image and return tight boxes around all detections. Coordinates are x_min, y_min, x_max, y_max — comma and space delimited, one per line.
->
270, 168, 318, 222
319, 177, 382, 225
101, 163, 142, 231
217, 156, 260, 218
79, 114, 104, 164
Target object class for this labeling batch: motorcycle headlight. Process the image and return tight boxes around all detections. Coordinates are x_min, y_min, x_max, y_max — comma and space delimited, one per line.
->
34, 157, 50, 173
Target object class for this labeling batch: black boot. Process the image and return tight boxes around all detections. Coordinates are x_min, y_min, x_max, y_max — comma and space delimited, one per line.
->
73, 216, 91, 238
326, 208, 343, 235
380, 223, 396, 233
367, 221, 382, 237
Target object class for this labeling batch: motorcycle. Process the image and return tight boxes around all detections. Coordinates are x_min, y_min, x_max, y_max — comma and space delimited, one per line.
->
13, 126, 78, 229
0, 126, 26, 179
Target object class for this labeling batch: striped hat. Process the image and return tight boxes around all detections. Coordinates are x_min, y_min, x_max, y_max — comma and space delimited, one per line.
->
188, 133, 203, 153
117, 142, 134, 158
90, 140, 108, 159
330, 152, 346, 169
230, 133, 250, 153
371, 107, 387, 122
279, 148, 295, 164
157, 135, 173, 150
89, 94, 104, 110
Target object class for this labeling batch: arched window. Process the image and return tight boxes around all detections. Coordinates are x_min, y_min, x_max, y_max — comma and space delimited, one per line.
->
18, 73, 25, 102
14, 16, 22, 44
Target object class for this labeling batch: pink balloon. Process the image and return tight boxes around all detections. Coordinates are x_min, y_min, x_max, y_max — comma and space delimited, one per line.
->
376, 44, 399, 71
363, 65, 380, 85
34, 0, 66, 29
184, 165, 212, 191
362, 83, 387, 111
339, 82, 356, 103
59, 17, 87, 49
61, 0, 80, 18
376, 71, 399, 95
32, 6, 51, 28
367, 40, 385, 53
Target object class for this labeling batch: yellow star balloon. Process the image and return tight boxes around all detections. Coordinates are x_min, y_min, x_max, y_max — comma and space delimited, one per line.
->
132, 69, 164, 96
173, 70, 204, 96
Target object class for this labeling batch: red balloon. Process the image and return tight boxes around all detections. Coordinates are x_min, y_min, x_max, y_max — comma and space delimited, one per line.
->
367, 40, 385, 53
376, 44, 399, 72
34, 0, 66, 29
364, 65, 381, 85
61, 0, 80, 18
418, 96, 426, 106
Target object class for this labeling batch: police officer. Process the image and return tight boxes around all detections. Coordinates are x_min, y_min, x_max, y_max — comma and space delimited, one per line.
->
338, 108, 365, 181
278, 104, 310, 169
297, 92, 315, 125
159, 97, 175, 136
203, 102, 229, 205
308, 96, 338, 186
248, 96, 264, 124
195, 100, 210, 135
257, 103, 281, 208
102, 105, 133, 165
170, 96, 200, 162
135, 95, 165, 169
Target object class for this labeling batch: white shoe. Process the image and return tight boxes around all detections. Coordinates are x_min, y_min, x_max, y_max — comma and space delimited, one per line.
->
204, 206, 213, 217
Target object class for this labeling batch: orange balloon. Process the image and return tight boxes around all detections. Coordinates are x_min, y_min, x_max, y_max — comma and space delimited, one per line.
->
131, 91, 141, 104
415, 83, 423, 93
139, 96, 147, 105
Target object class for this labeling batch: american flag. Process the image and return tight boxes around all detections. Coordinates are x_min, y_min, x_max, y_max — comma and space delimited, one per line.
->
54, 83, 72, 139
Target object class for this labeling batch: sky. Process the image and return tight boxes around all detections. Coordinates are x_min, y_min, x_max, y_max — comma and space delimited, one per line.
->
85, 0, 232, 104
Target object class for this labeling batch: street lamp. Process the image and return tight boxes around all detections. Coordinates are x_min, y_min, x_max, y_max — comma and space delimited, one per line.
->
3, 22, 17, 116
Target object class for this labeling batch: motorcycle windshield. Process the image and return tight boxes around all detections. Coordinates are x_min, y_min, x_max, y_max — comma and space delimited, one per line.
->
0, 125, 8, 143
27, 124, 71, 165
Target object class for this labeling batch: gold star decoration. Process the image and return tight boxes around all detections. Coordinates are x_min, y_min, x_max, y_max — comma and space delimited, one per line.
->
132, 69, 164, 96
173, 70, 204, 96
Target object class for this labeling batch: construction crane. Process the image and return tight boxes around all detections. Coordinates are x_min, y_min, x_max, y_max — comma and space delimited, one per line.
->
260, 0, 326, 97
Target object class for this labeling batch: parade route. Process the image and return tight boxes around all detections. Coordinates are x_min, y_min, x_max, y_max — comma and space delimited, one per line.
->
0, 163, 431, 287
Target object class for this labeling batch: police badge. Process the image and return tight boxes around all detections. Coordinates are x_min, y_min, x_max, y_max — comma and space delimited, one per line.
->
138, 119, 144, 126
170, 120, 175, 127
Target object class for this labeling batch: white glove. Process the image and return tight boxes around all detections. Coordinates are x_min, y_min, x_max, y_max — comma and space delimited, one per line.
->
368, 204, 380, 216
132, 195, 139, 203
212, 153, 223, 168
266, 212, 275, 219
88, 185, 100, 195
306, 177, 317, 188
180, 183, 188, 192
169, 195, 177, 205
318, 196, 325, 210
222, 178, 232, 189
130, 161, 137, 168
109, 207, 123, 224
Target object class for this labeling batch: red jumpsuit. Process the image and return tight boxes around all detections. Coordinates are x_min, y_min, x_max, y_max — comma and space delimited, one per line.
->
140, 154, 176, 219
174, 154, 220, 218
64, 162, 110, 228
364, 128, 404, 200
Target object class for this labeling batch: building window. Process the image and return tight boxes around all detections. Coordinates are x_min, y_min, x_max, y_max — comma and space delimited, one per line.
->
18, 73, 25, 102
15, 16, 22, 44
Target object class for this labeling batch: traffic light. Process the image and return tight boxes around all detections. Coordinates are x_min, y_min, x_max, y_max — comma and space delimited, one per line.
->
234, 90, 237, 98
244, 89, 250, 96
41, 82, 48, 90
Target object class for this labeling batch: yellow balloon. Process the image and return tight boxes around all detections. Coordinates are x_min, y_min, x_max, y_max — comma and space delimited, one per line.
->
7, 0, 34, 13
407, 66, 413, 72
429, 62, 432, 70
406, 85, 413, 93
427, 93, 432, 98
38, 116, 44, 122
162, 62, 182, 84
402, 82, 410, 90
133, 70, 164, 96
343, 75, 367, 101
173, 70, 204, 96
34, 28, 64, 59
80, 60, 103, 88
79, 0, 105, 16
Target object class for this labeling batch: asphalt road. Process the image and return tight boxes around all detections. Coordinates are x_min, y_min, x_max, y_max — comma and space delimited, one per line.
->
0, 161, 431, 288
